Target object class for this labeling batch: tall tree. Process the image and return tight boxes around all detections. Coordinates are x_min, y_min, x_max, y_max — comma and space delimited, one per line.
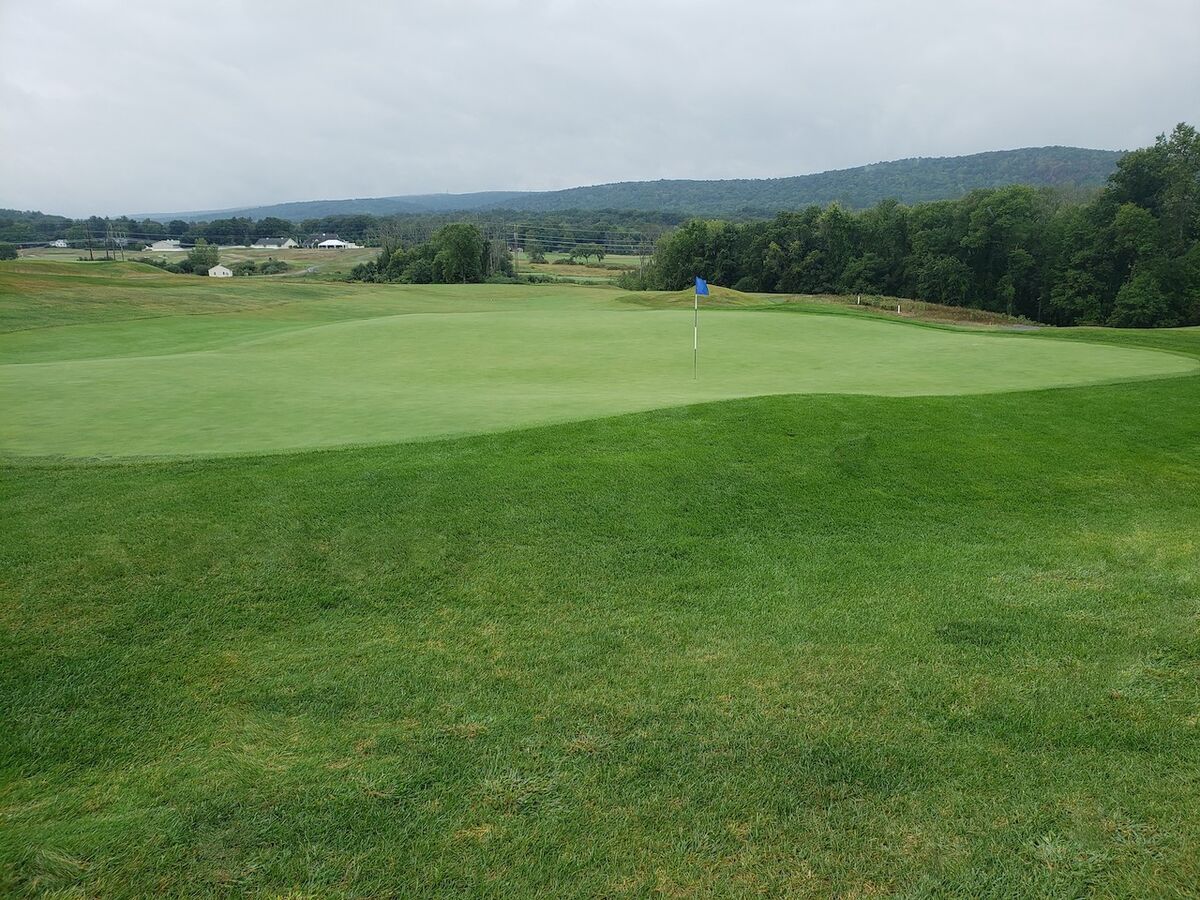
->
432, 223, 484, 283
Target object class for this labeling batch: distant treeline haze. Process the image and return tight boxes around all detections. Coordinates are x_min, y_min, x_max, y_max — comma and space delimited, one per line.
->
0, 209, 677, 256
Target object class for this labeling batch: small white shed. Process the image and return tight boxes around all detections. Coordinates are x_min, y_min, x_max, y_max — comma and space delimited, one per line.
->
208, 264, 233, 278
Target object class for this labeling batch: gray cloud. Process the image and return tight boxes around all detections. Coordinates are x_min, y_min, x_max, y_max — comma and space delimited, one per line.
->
2, 0, 1197, 216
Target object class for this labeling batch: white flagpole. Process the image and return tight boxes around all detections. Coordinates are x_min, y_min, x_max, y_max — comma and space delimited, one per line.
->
693, 288, 699, 380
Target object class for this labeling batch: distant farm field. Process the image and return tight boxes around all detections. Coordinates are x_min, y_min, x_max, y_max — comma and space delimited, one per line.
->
2, 259, 1199, 896
17, 246, 639, 282
18, 245, 379, 279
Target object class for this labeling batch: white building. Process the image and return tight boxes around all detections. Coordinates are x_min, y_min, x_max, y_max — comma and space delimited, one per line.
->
147, 239, 183, 251
48, 239, 68, 248
251, 237, 298, 249
208, 264, 233, 278
317, 239, 349, 249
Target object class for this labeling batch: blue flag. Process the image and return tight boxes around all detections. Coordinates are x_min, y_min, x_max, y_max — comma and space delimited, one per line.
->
694, 277, 709, 296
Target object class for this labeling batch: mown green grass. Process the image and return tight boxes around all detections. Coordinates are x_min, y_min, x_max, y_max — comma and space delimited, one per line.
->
2, 264, 1199, 896
1, 263, 1193, 457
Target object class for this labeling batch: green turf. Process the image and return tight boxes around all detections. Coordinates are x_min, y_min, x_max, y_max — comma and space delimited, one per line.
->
1, 265, 1193, 457
2, 264, 1199, 896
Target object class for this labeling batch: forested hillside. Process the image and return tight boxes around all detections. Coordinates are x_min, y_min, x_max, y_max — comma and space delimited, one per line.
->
141, 192, 534, 224
503, 147, 1122, 214
636, 125, 1198, 328
0, 210, 74, 244
4, 148, 1123, 242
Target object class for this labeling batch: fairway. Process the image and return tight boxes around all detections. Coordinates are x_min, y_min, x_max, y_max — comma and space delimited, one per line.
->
1, 275, 1194, 457
4, 264, 1200, 896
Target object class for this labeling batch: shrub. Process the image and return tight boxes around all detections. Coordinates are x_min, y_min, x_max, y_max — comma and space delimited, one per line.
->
0, 242, 18, 260
402, 258, 434, 283
185, 239, 219, 273
615, 265, 659, 291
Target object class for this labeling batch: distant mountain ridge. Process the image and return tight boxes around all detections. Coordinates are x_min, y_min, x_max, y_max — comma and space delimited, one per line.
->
142, 191, 532, 223
144, 146, 1124, 221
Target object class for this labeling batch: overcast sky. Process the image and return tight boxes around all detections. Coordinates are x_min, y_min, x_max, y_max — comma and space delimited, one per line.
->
2, 0, 1197, 217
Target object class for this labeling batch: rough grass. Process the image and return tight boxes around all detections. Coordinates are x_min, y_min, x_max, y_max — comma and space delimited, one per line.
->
1, 266, 1199, 896
617, 284, 762, 307
623, 287, 1036, 327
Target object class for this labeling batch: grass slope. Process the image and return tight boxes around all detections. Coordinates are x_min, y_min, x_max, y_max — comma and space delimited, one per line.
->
617, 285, 764, 307
3, 343, 1199, 896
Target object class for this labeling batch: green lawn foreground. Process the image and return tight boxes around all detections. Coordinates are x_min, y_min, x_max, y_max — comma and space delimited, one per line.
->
1, 262, 1199, 896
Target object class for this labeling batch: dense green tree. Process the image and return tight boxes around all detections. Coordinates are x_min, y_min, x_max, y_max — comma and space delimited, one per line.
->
432, 224, 484, 283
404, 257, 435, 283
254, 217, 295, 239
1108, 270, 1173, 327
917, 256, 972, 306
841, 252, 887, 293
0, 209, 73, 242
183, 239, 219, 274
0, 242, 18, 260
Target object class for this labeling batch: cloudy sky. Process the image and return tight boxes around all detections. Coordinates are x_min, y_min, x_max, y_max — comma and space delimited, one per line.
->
2, 0, 1197, 217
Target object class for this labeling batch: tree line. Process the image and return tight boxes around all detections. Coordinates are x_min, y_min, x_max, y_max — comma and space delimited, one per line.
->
0, 207, 674, 255
349, 223, 514, 284
628, 125, 1198, 327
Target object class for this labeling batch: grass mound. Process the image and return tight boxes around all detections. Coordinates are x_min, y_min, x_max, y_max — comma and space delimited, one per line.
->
616, 284, 762, 307
2, 258, 166, 278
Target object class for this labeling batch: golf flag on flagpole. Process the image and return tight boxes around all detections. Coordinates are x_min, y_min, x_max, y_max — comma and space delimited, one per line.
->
694, 277, 709, 295
693, 278, 706, 379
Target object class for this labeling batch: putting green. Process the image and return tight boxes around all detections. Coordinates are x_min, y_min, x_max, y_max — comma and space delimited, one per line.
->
1, 286, 1195, 457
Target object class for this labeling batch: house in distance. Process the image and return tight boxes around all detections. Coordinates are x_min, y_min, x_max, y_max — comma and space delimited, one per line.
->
251, 237, 298, 250
207, 264, 232, 278
305, 233, 359, 249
